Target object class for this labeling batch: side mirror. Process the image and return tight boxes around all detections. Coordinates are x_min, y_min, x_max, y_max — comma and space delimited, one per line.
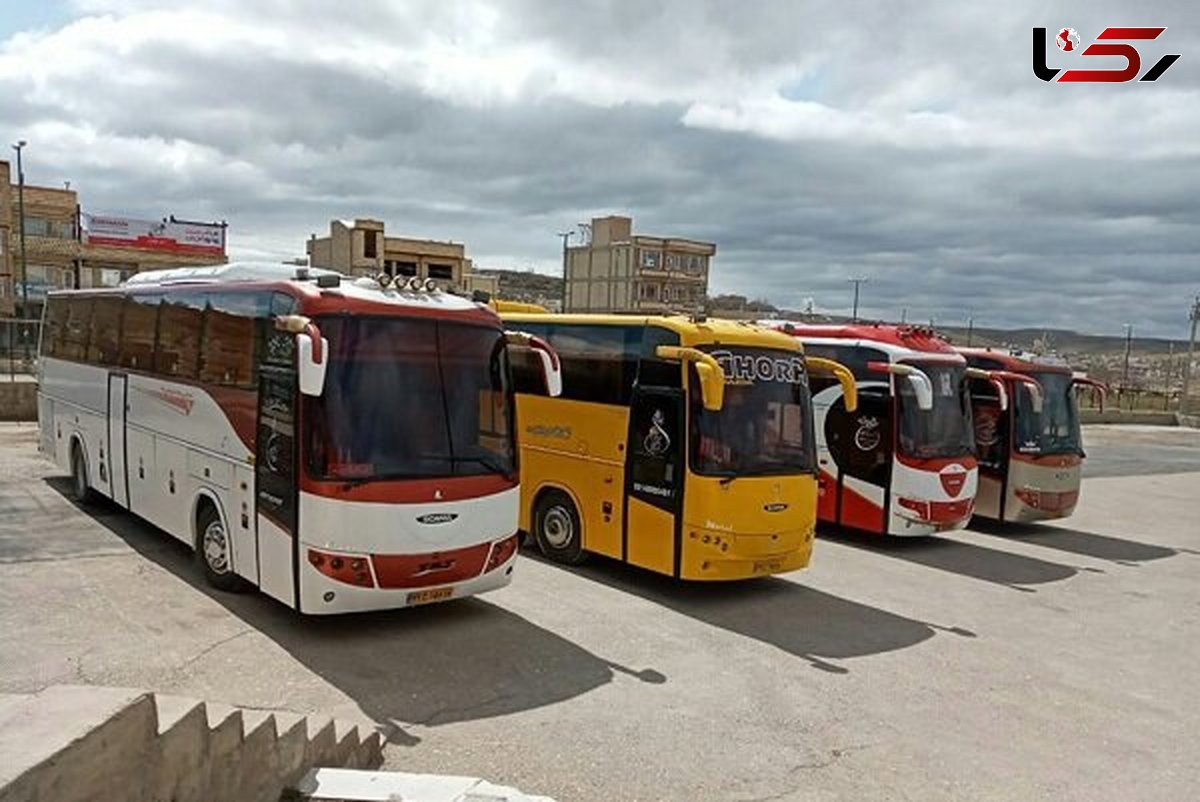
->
1072, 376, 1107, 412
990, 370, 1043, 414
279, 315, 328, 397
966, 367, 1008, 411
868, 361, 933, 411
655, 345, 725, 411
805, 356, 858, 412
505, 331, 563, 397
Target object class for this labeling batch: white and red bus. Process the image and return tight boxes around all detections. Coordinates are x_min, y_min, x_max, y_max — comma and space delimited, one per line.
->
765, 323, 979, 536
37, 263, 560, 614
958, 347, 1105, 523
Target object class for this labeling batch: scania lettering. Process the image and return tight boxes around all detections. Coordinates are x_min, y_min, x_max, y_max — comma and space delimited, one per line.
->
37, 263, 560, 613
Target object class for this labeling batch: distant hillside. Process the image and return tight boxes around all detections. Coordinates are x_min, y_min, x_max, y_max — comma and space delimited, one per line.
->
476, 268, 563, 307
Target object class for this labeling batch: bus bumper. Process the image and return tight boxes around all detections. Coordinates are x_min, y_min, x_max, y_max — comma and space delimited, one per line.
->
679, 526, 814, 580
297, 542, 518, 615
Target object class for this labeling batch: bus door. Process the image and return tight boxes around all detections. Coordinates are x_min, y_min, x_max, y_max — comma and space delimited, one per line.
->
255, 364, 299, 608
106, 373, 129, 509
968, 376, 1008, 519
823, 385, 891, 533
624, 386, 686, 575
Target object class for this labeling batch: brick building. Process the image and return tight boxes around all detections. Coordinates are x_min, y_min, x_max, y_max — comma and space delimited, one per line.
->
564, 215, 715, 314
306, 218, 500, 296
0, 159, 227, 318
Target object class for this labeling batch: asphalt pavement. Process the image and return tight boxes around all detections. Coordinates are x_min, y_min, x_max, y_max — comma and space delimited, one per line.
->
0, 423, 1197, 801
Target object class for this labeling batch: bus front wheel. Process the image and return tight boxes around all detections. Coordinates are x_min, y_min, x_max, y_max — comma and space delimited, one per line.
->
533, 491, 586, 565
195, 503, 245, 593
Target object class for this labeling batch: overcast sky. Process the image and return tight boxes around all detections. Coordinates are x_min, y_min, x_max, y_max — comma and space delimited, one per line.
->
2, 0, 1197, 336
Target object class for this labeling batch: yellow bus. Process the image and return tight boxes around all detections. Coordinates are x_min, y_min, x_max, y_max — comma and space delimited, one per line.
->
500, 313, 857, 580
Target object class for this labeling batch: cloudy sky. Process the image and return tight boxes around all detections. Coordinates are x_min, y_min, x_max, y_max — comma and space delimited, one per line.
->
1, 0, 1197, 336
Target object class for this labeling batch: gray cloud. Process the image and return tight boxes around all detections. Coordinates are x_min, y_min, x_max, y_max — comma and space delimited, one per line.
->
1, 0, 1196, 337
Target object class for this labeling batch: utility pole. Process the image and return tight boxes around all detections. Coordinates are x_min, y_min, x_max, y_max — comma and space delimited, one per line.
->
900, 307, 907, 323
11, 140, 28, 319
848, 276, 868, 322
557, 230, 575, 311
966, 316, 974, 347
1122, 324, 1134, 405
1183, 296, 1200, 415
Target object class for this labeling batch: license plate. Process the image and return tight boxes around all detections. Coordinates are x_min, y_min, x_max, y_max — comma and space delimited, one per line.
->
406, 587, 453, 605
752, 559, 782, 575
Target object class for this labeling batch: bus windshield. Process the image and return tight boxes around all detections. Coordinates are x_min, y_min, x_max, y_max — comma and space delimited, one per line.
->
1014, 371, 1081, 455
306, 316, 514, 482
690, 347, 815, 476
896, 362, 974, 459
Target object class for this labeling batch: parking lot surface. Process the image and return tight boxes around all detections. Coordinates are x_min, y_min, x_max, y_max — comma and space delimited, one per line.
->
1, 423, 1197, 801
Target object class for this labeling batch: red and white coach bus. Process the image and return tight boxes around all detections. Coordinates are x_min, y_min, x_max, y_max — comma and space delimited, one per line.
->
958, 347, 1105, 523
37, 263, 561, 614
765, 322, 979, 536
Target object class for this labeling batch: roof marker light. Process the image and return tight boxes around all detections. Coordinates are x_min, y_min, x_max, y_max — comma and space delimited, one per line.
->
377, 272, 392, 288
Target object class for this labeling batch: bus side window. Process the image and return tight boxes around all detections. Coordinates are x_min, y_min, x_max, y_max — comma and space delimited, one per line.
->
119, 295, 161, 371
61, 297, 95, 362
42, 297, 69, 358
824, 386, 892, 487
636, 325, 682, 389
510, 349, 549, 395
199, 292, 262, 388
87, 296, 123, 366
155, 292, 205, 379
546, 325, 637, 406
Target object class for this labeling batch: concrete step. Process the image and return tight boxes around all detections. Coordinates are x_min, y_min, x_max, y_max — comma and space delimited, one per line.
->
152, 695, 210, 802
0, 685, 157, 802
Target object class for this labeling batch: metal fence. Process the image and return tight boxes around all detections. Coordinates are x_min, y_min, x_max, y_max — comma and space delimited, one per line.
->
1, 319, 40, 381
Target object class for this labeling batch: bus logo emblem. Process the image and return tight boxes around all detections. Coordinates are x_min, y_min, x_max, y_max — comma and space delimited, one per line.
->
939, 465, 968, 498
764, 502, 789, 513
643, 409, 671, 456
416, 513, 458, 525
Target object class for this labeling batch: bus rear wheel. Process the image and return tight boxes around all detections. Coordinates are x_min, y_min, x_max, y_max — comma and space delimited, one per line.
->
533, 490, 586, 565
196, 504, 245, 592
69, 444, 94, 505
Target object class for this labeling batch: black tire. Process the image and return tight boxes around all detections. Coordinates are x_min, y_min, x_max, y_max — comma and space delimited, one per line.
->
532, 490, 586, 565
69, 444, 94, 505
195, 504, 245, 592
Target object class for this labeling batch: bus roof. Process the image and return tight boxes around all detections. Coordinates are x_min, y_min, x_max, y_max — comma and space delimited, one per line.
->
956, 347, 1074, 374
761, 321, 962, 362
53, 261, 499, 325
499, 312, 802, 351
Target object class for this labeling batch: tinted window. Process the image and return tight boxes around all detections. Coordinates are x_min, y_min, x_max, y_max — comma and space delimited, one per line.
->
87, 296, 123, 366
545, 324, 639, 405
636, 325, 682, 388
804, 343, 890, 387
61, 297, 94, 361
155, 292, 205, 378
508, 321, 552, 396
41, 296, 69, 358
824, 386, 892, 486
199, 293, 262, 387
119, 294, 161, 370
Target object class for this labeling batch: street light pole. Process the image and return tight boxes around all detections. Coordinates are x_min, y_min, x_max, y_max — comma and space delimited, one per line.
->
11, 140, 28, 319
848, 276, 868, 322
1121, 324, 1134, 405
1182, 296, 1200, 415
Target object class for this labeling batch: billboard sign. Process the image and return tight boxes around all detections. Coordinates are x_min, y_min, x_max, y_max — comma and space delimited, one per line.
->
82, 213, 226, 256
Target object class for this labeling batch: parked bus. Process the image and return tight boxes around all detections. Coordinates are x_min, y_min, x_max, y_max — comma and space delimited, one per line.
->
766, 323, 979, 536
37, 263, 561, 614
498, 313, 857, 580
958, 347, 1105, 523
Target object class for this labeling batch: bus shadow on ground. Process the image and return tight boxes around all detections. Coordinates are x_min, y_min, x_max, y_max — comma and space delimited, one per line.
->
822, 526, 1083, 592
538, 553, 975, 675
970, 519, 1178, 566
44, 478, 665, 746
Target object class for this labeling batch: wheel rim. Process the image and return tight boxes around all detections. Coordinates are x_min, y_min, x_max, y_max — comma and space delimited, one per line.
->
542, 506, 574, 549
202, 520, 231, 575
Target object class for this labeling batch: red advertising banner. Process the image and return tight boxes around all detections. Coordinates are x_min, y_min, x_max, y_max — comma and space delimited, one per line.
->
82, 213, 226, 256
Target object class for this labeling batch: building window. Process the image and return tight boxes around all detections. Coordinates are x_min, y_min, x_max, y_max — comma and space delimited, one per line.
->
396, 261, 417, 277
23, 217, 76, 239
428, 263, 454, 280
362, 231, 377, 258
640, 250, 660, 269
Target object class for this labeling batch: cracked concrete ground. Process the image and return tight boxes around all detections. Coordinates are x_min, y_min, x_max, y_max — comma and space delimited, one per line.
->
1, 422, 1198, 801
